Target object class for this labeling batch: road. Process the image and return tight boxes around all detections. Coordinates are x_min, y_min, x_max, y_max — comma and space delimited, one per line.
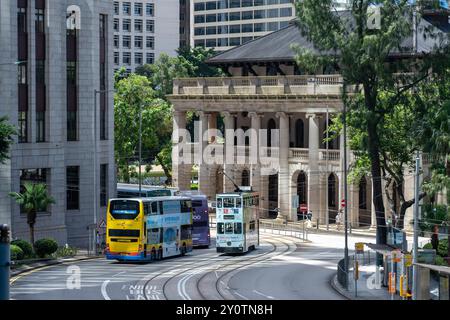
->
10, 231, 375, 300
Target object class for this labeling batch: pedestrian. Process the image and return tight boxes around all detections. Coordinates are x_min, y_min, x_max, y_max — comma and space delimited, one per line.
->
336, 210, 342, 231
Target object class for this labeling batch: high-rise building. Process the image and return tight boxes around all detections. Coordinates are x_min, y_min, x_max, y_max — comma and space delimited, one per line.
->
180, 0, 191, 48
190, 0, 297, 51
113, 0, 180, 73
0, 0, 116, 249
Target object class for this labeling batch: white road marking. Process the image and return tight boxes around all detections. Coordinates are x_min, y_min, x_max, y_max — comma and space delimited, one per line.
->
233, 291, 249, 300
101, 280, 111, 300
252, 289, 275, 300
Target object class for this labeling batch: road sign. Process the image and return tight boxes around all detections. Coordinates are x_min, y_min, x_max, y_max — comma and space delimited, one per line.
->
300, 204, 308, 213
355, 242, 364, 254
404, 254, 413, 267
341, 199, 346, 208
98, 220, 106, 229
392, 250, 402, 263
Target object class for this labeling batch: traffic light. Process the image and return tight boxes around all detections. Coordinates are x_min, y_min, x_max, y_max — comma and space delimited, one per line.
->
0, 225, 9, 243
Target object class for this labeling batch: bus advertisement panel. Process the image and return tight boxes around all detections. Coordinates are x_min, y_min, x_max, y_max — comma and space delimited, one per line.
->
106, 196, 193, 262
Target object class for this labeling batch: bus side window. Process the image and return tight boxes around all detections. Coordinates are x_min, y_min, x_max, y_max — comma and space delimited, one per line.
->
159, 201, 164, 215
144, 222, 147, 237
217, 223, 224, 234
159, 228, 164, 243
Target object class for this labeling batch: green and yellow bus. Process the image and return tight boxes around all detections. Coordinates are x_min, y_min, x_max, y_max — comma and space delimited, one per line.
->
106, 197, 193, 262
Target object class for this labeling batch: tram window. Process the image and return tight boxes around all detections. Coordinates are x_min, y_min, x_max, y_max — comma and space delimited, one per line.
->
236, 198, 242, 208
181, 200, 192, 213
217, 198, 223, 208
234, 222, 242, 234
217, 223, 224, 234
144, 203, 151, 215
225, 222, 233, 234
249, 220, 256, 231
151, 202, 158, 214
223, 198, 234, 208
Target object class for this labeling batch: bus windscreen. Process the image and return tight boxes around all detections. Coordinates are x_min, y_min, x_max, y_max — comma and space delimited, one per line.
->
109, 200, 140, 220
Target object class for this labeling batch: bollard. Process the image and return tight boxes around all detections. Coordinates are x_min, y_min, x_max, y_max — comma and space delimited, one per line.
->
0, 224, 10, 300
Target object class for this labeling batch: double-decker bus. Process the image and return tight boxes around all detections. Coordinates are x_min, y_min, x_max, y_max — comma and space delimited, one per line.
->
216, 190, 259, 254
116, 183, 174, 198
106, 196, 193, 262
177, 191, 210, 248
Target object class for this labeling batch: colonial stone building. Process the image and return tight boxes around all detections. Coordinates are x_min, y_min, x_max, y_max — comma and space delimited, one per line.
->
0, 0, 116, 248
169, 10, 449, 230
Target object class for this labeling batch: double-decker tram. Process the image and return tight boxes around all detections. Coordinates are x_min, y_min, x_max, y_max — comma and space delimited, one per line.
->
216, 190, 259, 254
106, 196, 193, 262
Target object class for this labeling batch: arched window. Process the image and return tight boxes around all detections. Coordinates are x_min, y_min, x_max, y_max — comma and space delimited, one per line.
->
295, 119, 304, 148
328, 174, 336, 207
359, 177, 367, 209
297, 172, 307, 204
324, 118, 339, 150
242, 169, 250, 187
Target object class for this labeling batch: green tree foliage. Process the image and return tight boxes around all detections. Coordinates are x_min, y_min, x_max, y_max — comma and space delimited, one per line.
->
0, 116, 16, 164
177, 46, 224, 77
294, 0, 450, 245
9, 183, 55, 245
114, 73, 173, 183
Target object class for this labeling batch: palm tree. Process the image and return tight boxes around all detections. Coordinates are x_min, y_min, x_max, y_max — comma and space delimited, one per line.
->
9, 183, 55, 245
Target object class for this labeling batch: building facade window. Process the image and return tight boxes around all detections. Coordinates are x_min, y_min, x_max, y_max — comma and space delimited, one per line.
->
134, 35, 143, 48
134, 19, 143, 32
146, 20, 154, 32
114, 52, 119, 64
123, 19, 131, 32
66, 166, 80, 210
134, 52, 143, 65
18, 111, 28, 143
36, 111, 45, 143
123, 35, 131, 48
146, 3, 154, 16
100, 164, 108, 207
123, 52, 131, 65
114, 35, 119, 48
35, 9, 45, 33
134, 3, 143, 16
146, 52, 154, 64
18, 7, 27, 33
146, 36, 154, 49
67, 111, 77, 141
114, 2, 119, 15
123, 2, 131, 15
114, 18, 119, 31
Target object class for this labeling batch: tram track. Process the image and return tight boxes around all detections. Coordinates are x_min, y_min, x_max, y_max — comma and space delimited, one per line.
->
144, 234, 299, 300
142, 234, 278, 300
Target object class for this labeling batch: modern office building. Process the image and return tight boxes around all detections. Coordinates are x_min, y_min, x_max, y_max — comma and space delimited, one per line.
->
113, 0, 180, 73
180, 0, 191, 48
0, 0, 116, 249
190, 0, 296, 51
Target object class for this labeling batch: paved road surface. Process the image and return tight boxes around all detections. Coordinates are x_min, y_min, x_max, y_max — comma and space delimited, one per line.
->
10, 232, 374, 300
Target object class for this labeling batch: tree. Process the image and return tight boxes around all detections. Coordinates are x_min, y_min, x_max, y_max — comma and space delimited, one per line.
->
177, 46, 224, 77
114, 73, 173, 184
294, 0, 450, 247
9, 183, 55, 245
0, 116, 16, 164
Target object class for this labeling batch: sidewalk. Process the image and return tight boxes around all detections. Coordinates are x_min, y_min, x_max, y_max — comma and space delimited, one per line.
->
10, 253, 101, 278
331, 265, 403, 300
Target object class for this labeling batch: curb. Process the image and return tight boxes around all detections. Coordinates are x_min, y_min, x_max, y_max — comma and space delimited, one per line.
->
330, 274, 359, 300
10, 255, 102, 279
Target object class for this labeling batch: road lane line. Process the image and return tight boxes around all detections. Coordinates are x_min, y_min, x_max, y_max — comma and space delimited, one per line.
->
252, 289, 275, 300
101, 280, 111, 300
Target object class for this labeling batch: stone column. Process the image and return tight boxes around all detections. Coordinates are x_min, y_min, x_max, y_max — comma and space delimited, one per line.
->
307, 113, 321, 222
208, 112, 218, 143
319, 172, 328, 224
276, 112, 291, 221
198, 112, 212, 198
249, 112, 262, 199
172, 110, 190, 190
222, 112, 236, 192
